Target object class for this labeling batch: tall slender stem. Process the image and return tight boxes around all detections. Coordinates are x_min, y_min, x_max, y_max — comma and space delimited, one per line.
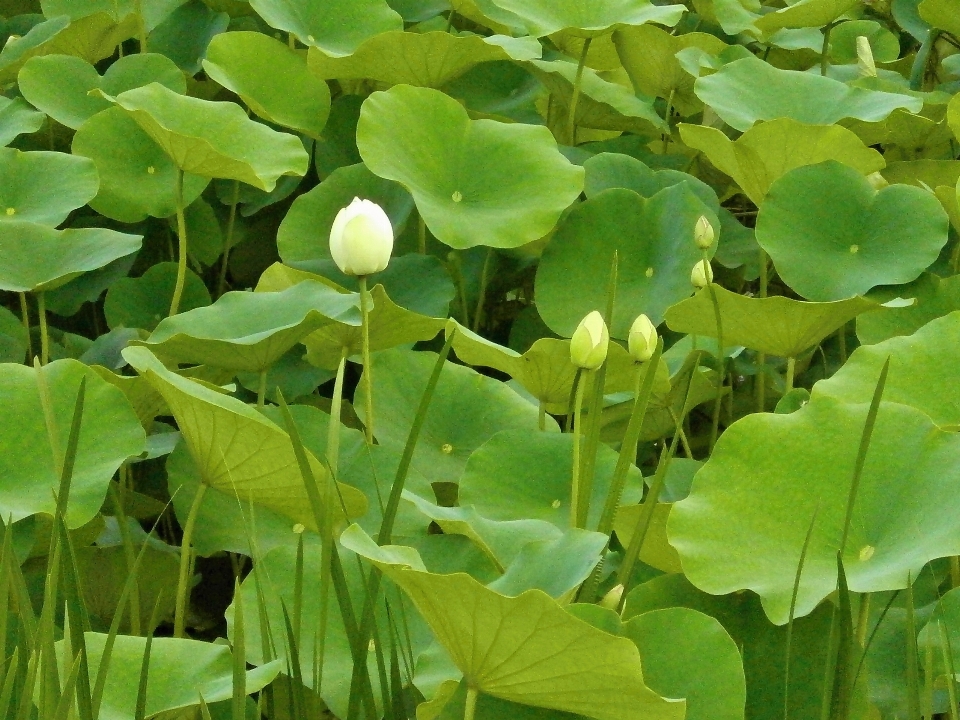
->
134, 0, 146, 51
538, 402, 546, 431
785, 357, 796, 394
569, 372, 588, 528
464, 687, 478, 720
37, 292, 49, 366
706, 262, 724, 452
820, 21, 837, 76
662, 88, 675, 154
217, 179, 240, 299
18, 292, 32, 363
565, 38, 593, 146
168, 168, 188, 317
418, 214, 427, 254
359, 276, 375, 444
256, 369, 267, 409
757, 248, 768, 411
472, 248, 494, 333
174, 482, 208, 638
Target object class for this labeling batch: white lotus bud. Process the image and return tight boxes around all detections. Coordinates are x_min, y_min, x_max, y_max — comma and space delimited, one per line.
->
694, 215, 716, 250
570, 311, 609, 371
856, 36, 877, 78
329, 197, 394, 276
628, 314, 657, 363
691, 259, 714, 289
866, 171, 888, 191
599, 583, 624, 611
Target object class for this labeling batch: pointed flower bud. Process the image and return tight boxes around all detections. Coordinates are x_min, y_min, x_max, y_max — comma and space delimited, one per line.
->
856, 36, 877, 78
691, 259, 714, 289
628, 314, 657, 362
329, 197, 394, 276
694, 215, 715, 250
599, 583, 624, 611
570, 310, 609, 371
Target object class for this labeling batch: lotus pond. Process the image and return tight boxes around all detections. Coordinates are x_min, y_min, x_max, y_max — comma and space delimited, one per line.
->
2, 0, 960, 718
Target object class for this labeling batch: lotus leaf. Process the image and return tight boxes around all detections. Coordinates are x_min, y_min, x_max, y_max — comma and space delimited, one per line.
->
104, 261, 211, 332
583, 153, 719, 208
664, 286, 886, 358
695, 56, 923, 131
247, 0, 403, 57
829, 20, 901, 64
72, 107, 210, 223
38, 11, 140, 65
307, 30, 541, 88
679, 119, 885, 205
0, 96, 45, 146
0, 148, 98, 226
669, 393, 960, 623
203, 31, 331, 139
0, 222, 142, 293
0, 15, 71, 84
0, 359, 144, 527
918, 0, 960, 36
487, 0, 685, 37
613, 503, 682, 573
108, 82, 310, 191
122, 345, 367, 528
341, 524, 686, 720
536, 186, 718, 337
356, 84, 584, 250
857, 273, 960, 345
756, 161, 949, 301
18, 52, 186, 130
752, 0, 859, 35
917, 584, 960, 679
147, 0, 230, 75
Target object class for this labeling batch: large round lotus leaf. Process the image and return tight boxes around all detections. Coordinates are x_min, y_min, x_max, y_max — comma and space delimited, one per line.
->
108, 82, 310, 191
664, 286, 885, 358
678, 119, 885, 206
18, 52, 185, 130
277, 162, 413, 266
356, 347, 553, 486
63, 632, 280, 720
536, 186, 718, 337
881, 160, 960, 232
694, 56, 923, 132
752, 0, 859, 34
247, 0, 402, 57
488, 0, 685, 37
146, 0, 230, 76
0, 148, 98, 226
622, 608, 746, 720
583, 153, 718, 208
72, 107, 210, 223
342, 524, 685, 720
458, 429, 644, 531
919, 0, 960, 36
0, 221, 142, 293
122, 346, 367, 529
613, 504, 681, 573
814, 311, 960, 427
0, 96, 45, 146
829, 20, 900, 63
857, 273, 960, 345
0, 359, 145, 528
25, 11, 139, 68
669, 394, 960, 624
0, 16, 70, 84
202, 31, 330, 140
356, 85, 584, 250
104, 261, 211, 332
614, 25, 727, 114
755, 161, 949, 301
138, 280, 362, 372
40, 0, 190, 33
307, 30, 541, 88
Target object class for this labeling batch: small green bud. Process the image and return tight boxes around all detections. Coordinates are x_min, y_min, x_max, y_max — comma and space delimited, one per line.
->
691, 259, 714, 289
856, 36, 877, 78
694, 215, 715, 250
570, 310, 609, 371
628, 314, 657, 362
599, 583, 624, 611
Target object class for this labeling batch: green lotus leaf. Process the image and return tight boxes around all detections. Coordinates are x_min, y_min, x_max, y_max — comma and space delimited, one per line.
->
458, 429, 645, 531
0, 96, 45, 146
613, 503, 682, 573
669, 393, 960, 624
357, 347, 553, 486
536, 186, 718, 337
356, 84, 584, 250
236, 347, 334, 403
38, 11, 140, 66
919, 0, 960, 36
104, 261, 211, 332
695, 56, 923, 132
678, 119, 885, 205
60, 632, 280, 720
247, 0, 403, 57
487, 0, 685, 37
0, 147, 98, 226
622, 608, 746, 720
527, 58, 666, 136
147, 0, 230, 75
614, 25, 728, 115
0, 305, 28, 363
18, 52, 185, 130
917, 584, 960, 681
203, 31, 331, 140
881, 159, 960, 231
41, 0, 188, 32
829, 20, 900, 63
948, 93, 960, 143
814, 311, 960, 426
307, 30, 541, 87
0, 221, 142, 293
755, 161, 949, 301
0, 359, 144, 527
857, 273, 960, 345
664, 286, 886, 358
108, 82, 310, 191
583, 153, 719, 208
122, 345, 368, 528
341, 524, 686, 720
698, 0, 762, 35
137, 280, 362, 372
72, 107, 210, 223
0, 15, 71, 84
753, 0, 859, 34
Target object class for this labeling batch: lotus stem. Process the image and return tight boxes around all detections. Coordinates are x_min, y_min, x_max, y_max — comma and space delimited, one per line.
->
37, 293, 49, 366
785, 357, 796, 394
174, 482, 208, 638
566, 38, 592, 146
464, 687, 479, 720
705, 257, 724, 452
18, 292, 32, 363
217, 179, 240, 299
418, 214, 426, 254
662, 88, 675, 154
168, 168, 188, 317
256, 369, 267, 409
569, 371, 588, 527
538, 401, 546, 431
358, 276, 375, 444
472, 248, 493, 333
820, 21, 837, 76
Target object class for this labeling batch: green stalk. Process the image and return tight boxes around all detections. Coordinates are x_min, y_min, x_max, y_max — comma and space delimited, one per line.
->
174, 483, 208, 638
135, 595, 167, 720
418, 214, 427, 254
705, 267, 724, 452
168, 168, 188, 317
108, 483, 142, 635
538, 402, 547, 431
358, 276, 375, 444
939, 621, 960, 720
758, 246, 768, 416
785, 357, 796, 394
472, 248, 494, 333
134, 0, 146, 51
910, 29, 941, 90
217, 179, 240, 299
464, 687, 479, 720
661, 88, 675, 154
565, 38, 593, 146
565, 368, 583, 433
18, 292, 31, 363
37, 293, 49, 366
569, 372, 588, 528
820, 22, 837, 76
784, 506, 819, 720
231, 580, 246, 720
257, 369, 268, 409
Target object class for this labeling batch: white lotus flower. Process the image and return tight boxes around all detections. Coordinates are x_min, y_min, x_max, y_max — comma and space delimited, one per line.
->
628, 314, 657, 362
329, 197, 394, 276
570, 310, 609, 371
